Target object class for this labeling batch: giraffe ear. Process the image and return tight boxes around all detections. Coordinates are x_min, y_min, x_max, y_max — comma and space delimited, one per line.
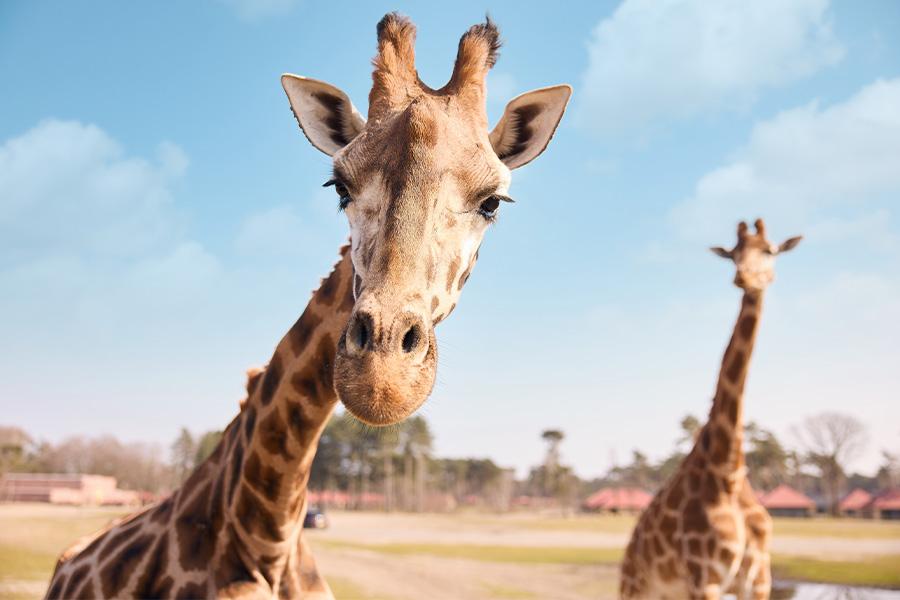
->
777, 236, 803, 254
281, 74, 366, 156
489, 85, 572, 169
710, 247, 733, 259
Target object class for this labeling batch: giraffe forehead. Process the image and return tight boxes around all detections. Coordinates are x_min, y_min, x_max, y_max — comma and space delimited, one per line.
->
338, 101, 498, 195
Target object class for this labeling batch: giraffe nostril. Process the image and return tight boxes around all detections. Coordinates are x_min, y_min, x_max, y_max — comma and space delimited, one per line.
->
348, 313, 371, 351
401, 324, 421, 354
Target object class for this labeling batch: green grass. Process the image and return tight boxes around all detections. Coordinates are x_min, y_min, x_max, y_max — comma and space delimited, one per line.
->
772, 517, 900, 540
463, 513, 900, 540
0, 546, 56, 581
773, 554, 900, 589
321, 540, 900, 590
318, 539, 624, 565
3, 505, 899, 597
0, 505, 129, 599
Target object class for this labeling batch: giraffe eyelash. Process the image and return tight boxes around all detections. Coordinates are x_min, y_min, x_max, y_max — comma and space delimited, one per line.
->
323, 178, 353, 211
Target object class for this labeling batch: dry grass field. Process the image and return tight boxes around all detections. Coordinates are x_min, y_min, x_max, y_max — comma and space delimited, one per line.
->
1, 504, 899, 599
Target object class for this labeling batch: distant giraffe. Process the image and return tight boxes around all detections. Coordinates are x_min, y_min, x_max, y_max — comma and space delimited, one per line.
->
45, 12, 571, 599
620, 219, 802, 600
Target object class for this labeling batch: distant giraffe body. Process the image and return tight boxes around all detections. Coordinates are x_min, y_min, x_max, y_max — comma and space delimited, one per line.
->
620, 220, 802, 600
46, 248, 354, 599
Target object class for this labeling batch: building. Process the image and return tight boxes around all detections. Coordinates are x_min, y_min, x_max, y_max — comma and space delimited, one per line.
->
0, 473, 139, 506
582, 487, 652, 514
759, 484, 815, 517
839, 488, 873, 517
865, 488, 900, 520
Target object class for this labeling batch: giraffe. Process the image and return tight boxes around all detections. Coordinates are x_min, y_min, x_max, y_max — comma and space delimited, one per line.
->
45, 13, 571, 599
619, 219, 802, 600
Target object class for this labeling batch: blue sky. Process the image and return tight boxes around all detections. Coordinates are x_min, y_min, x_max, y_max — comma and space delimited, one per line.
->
2, 0, 898, 478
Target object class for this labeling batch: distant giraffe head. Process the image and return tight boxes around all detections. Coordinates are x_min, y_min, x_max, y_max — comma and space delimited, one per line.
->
710, 219, 802, 292
281, 13, 571, 425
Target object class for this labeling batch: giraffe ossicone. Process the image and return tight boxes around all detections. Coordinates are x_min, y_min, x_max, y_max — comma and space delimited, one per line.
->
620, 219, 801, 600
44, 12, 571, 599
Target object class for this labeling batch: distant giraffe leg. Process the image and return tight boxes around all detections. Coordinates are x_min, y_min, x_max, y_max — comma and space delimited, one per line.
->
734, 482, 772, 600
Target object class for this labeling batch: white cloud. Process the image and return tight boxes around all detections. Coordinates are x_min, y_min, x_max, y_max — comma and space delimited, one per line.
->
579, 0, 844, 133
123, 242, 223, 305
0, 119, 186, 263
671, 78, 900, 244
219, 0, 299, 22
805, 210, 898, 251
234, 188, 348, 261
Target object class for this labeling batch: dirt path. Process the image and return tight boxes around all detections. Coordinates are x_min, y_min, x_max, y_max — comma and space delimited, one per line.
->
316, 511, 900, 559
311, 541, 619, 600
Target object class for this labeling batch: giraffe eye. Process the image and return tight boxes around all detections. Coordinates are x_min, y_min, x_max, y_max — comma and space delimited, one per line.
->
324, 179, 353, 211
477, 196, 501, 221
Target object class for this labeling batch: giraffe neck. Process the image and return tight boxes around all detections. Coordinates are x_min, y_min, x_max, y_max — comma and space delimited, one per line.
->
700, 289, 764, 477
210, 245, 355, 589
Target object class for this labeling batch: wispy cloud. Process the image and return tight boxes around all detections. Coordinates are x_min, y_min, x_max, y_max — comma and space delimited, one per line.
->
578, 0, 843, 135
670, 78, 900, 245
0, 120, 187, 264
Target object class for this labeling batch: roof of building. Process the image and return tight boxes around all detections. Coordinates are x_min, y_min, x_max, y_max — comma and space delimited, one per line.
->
839, 488, 873, 511
759, 484, 815, 510
583, 487, 652, 510
870, 488, 900, 510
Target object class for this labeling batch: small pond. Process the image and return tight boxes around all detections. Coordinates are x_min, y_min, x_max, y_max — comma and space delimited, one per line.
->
772, 581, 900, 599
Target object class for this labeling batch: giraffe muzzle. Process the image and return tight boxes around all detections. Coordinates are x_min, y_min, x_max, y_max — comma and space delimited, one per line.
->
333, 302, 437, 426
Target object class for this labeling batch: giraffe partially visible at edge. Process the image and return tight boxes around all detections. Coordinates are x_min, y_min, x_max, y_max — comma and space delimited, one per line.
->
619, 219, 802, 600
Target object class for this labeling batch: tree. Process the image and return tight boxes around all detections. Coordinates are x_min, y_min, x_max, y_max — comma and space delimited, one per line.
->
677, 415, 702, 451
795, 412, 867, 515
540, 429, 564, 496
193, 431, 224, 467
0, 426, 33, 475
376, 426, 400, 511
745, 422, 789, 491
403, 416, 432, 511
876, 451, 900, 489
171, 428, 196, 485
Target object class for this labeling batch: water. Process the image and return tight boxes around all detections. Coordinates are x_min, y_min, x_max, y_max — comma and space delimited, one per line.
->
774, 581, 900, 600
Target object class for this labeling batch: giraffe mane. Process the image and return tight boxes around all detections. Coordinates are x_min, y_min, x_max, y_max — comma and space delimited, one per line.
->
240, 365, 266, 410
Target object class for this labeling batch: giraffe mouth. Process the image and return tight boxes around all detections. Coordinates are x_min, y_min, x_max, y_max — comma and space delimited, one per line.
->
333, 325, 437, 426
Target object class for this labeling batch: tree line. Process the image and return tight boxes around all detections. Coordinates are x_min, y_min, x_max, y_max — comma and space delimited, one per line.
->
2, 410, 897, 515
0, 426, 223, 494
591, 412, 899, 515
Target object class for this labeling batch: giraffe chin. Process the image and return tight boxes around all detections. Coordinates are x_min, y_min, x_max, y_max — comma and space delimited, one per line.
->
333, 330, 437, 426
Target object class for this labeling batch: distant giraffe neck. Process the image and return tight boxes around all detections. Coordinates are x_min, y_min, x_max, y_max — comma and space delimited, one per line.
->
211, 245, 355, 591
701, 290, 764, 476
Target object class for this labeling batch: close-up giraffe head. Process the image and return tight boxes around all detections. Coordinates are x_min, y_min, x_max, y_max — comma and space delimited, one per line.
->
710, 218, 803, 292
281, 13, 571, 425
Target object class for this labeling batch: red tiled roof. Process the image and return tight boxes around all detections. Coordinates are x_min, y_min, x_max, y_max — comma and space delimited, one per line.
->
839, 488, 873, 511
759, 484, 815, 510
870, 488, 900, 511
583, 487, 652, 511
